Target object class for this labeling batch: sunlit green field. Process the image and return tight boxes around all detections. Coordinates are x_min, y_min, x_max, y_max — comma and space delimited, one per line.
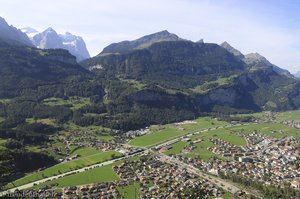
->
190, 128, 246, 146
0, 138, 7, 150
276, 110, 300, 121
222, 192, 234, 199
117, 183, 140, 199
26, 118, 57, 126
228, 123, 300, 139
70, 147, 101, 156
4, 150, 122, 189
42, 96, 91, 110
164, 141, 187, 155
34, 164, 120, 189
129, 117, 228, 147
191, 75, 237, 94
0, 98, 11, 104
187, 139, 217, 160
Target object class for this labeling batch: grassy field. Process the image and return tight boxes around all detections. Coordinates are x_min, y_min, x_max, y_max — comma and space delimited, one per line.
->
4, 150, 122, 189
42, 96, 91, 110
117, 183, 140, 199
129, 117, 228, 147
190, 128, 246, 146
26, 118, 57, 126
164, 141, 187, 155
0, 139, 6, 145
232, 112, 265, 119
187, 139, 217, 160
0, 138, 7, 150
0, 98, 11, 103
276, 110, 300, 121
70, 147, 102, 156
222, 192, 234, 199
120, 79, 146, 90
191, 75, 237, 94
34, 164, 120, 189
228, 123, 300, 140
62, 122, 113, 139
174, 127, 247, 160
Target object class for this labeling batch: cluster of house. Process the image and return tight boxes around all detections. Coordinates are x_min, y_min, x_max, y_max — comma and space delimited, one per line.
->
242, 131, 266, 145
62, 181, 130, 199
283, 120, 300, 129
208, 138, 247, 157
63, 154, 80, 162
172, 136, 300, 188
125, 127, 150, 138
113, 156, 225, 198
18, 155, 227, 199
89, 139, 122, 152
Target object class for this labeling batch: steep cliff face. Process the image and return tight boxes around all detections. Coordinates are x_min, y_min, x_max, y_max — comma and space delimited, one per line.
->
0, 43, 90, 98
101, 30, 183, 54
0, 17, 33, 47
81, 31, 300, 114
23, 27, 90, 62
43, 49, 77, 65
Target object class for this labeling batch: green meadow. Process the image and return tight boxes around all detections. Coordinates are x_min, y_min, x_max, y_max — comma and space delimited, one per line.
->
4, 150, 122, 189
276, 110, 300, 121
34, 164, 120, 189
129, 117, 228, 147
164, 141, 188, 155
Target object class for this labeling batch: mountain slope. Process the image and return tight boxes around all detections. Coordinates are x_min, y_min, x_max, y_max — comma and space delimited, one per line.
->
0, 28, 299, 132
59, 32, 90, 62
82, 31, 300, 121
244, 53, 293, 77
0, 41, 92, 99
101, 30, 183, 55
220, 41, 245, 59
0, 17, 33, 47
32, 27, 63, 49
84, 40, 245, 89
24, 27, 90, 62
0, 40, 101, 183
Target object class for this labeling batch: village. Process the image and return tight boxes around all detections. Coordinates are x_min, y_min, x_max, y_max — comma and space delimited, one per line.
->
56, 155, 228, 199
162, 135, 300, 189
2, 113, 300, 199
113, 156, 226, 198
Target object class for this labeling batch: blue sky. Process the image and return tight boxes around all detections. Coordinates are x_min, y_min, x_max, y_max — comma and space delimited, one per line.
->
1, 0, 300, 72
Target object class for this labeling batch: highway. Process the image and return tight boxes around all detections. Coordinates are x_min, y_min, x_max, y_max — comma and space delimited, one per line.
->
0, 151, 145, 197
1, 122, 253, 197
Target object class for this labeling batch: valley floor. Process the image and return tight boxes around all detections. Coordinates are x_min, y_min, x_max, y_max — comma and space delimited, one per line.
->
1, 111, 300, 198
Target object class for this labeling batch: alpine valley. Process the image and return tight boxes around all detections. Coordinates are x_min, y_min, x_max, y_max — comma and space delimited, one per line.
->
0, 17, 299, 199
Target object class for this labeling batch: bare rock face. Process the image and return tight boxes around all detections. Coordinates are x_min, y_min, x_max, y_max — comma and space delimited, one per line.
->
0, 17, 33, 47
101, 30, 183, 54
44, 49, 77, 65
24, 27, 90, 62
207, 88, 237, 105
59, 32, 90, 62
32, 27, 64, 49
220, 41, 244, 59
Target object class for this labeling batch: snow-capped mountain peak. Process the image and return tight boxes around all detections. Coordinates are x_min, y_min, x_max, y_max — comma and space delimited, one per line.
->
21, 27, 39, 38
22, 27, 90, 62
